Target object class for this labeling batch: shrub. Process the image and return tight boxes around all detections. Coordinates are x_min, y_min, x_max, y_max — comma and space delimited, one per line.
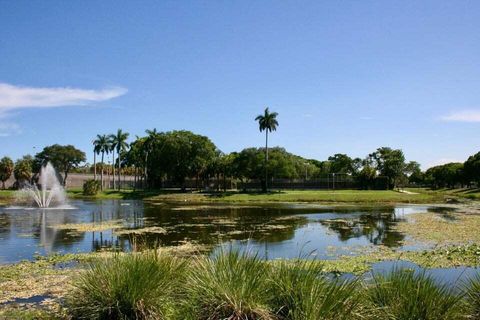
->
269, 260, 361, 320
365, 268, 463, 320
83, 179, 101, 196
67, 251, 186, 319
464, 273, 480, 318
184, 250, 275, 319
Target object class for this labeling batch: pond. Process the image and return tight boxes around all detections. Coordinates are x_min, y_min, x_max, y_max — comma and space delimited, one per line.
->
0, 199, 453, 264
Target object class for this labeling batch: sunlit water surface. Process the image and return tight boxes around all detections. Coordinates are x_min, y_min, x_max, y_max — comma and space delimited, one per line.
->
0, 199, 476, 284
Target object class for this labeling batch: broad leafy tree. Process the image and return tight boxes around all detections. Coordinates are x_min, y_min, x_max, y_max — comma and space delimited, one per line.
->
426, 162, 464, 188
255, 107, 279, 192
0, 157, 14, 189
327, 154, 361, 175
35, 144, 86, 185
464, 152, 480, 185
369, 147, 406, 189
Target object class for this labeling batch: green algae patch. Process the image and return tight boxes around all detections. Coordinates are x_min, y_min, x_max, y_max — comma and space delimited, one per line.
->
114, 226, 168, 235
394, 212, 480, 245
52, 220, 124, 232
271, 244, 480, 275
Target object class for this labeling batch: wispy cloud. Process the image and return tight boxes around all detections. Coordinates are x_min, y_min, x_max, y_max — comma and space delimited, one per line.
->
440, 110, 480, 122
0, 122, 22, 137
0, 82, 127, 112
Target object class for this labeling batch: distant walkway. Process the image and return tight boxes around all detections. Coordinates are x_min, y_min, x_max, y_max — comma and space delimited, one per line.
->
397, 189, 419, 195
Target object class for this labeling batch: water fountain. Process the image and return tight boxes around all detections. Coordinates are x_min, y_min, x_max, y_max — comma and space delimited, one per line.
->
19, 162, 67, 208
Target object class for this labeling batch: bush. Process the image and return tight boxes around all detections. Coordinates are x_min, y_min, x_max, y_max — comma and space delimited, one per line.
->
269, 260, 361, 320
83, 179, 101, 196
67, 251, 186, 319
365, 268, 463, 320
184, 250, 275, 319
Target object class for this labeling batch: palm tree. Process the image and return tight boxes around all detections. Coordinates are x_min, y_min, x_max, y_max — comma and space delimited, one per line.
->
110, 129, 129, 190
255, 107, 279, 192
92, 138, 102, 181
93, 134, 111, 190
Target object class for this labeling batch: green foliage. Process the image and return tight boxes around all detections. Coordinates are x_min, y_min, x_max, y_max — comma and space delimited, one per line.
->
137, 130, 218, 188
255, 107, 279, 133
231, 147, 319, 182
327, 154, 361, 175
67, 251, 186, 320
83, 179, 101, 196
270, 259, 361, 320
185, 250, 275, 319
406, 161, 424, 185
425, 162, 464, 188
35, 144, 86, 184
365, 269, 463, 320
369, 147, 406, 189
13, 155, 33, 186
0, 156, 14, 188
463, 151, 480, 184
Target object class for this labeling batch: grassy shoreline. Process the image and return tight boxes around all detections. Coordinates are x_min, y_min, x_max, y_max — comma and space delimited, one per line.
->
3, 187, 478, 204
66, 188, 449, 203
1, 243, 480, 318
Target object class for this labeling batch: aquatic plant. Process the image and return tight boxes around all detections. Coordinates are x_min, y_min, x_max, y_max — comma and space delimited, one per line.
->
67, 251, 186, 319
184, 250, 275, 320
269, 259, 361, 320
364, 268, 463, 320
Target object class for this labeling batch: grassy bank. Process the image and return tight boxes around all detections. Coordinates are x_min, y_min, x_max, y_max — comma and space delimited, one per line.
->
2, 187, 477, 204
67, 188, 446, 204
2, 250, 479, 319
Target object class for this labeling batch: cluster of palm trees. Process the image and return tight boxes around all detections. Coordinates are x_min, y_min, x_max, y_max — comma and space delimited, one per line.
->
89, 108, 278, 192
92, 129, 129, 190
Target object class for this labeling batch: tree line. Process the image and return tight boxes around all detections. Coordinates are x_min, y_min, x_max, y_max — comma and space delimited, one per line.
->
2, 138, 479, 191
0, 107, 478, 191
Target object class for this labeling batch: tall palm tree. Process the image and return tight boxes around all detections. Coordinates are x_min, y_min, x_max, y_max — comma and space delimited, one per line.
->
110, 129, 129, 190
93, 134, 111, 190
255, 107, 279, 192
92, 138, 102, 181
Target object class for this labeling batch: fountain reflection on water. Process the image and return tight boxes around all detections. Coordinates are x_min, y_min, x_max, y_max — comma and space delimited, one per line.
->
19, 162, 67, 208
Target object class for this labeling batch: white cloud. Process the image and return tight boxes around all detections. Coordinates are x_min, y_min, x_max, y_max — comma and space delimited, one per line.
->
0, 82, 127, 111
0, 122, 22, 137
440, 110, 480, 122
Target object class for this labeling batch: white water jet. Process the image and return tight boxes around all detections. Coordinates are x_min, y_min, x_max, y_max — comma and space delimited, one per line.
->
19, 162, 67, 208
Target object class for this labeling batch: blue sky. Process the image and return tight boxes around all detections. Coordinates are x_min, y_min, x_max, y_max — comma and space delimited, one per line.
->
0, 1, 479, 168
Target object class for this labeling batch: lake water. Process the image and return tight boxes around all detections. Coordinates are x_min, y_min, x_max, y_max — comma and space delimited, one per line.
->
2, 199, 477, 286
0, 199, 453, 264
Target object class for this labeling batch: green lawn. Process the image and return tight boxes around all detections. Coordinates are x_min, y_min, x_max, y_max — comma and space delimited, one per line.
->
1, 187, 474, 204
407, 187, 480, 201
140, 189, 444, 204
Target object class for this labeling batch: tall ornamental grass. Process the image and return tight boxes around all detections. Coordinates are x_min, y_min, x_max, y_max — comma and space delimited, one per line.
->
364, 269, 463, 320
464, 273, 480, 318
184, 250, 275, 320
269, 260, 362, 320
67, 251, 186, 320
